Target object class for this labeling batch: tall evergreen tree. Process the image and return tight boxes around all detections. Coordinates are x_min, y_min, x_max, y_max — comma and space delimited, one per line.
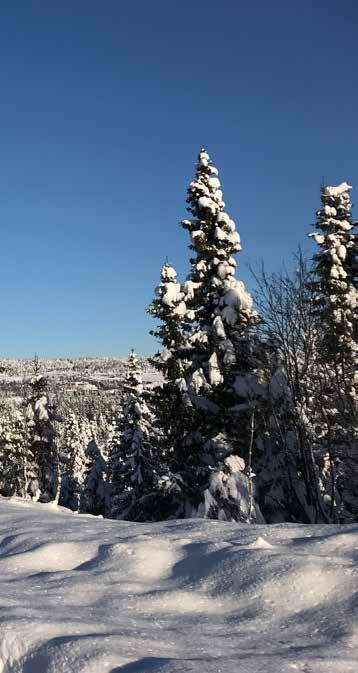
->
59, 412, 87, 511
180, 149, 262, 519
309, 181, 357, 370
0, 407, 30, 498
149, 150, 262, 521
149, 262, 191, 381
80, 435, 107, 517
181, 148, 259, 404
25, 365, 60, 502
148, 261, 197, 518
309, 182, 358, 520
108, 350, 159, 521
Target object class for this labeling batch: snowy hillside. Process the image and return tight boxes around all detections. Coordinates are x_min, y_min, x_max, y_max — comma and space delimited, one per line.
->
0, 498, 357, 673
0, 357, 159, 395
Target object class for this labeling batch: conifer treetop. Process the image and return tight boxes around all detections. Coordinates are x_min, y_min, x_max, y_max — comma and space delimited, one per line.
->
155, 262, 187, 318
182, 148, 241, 270
181, 149, 255, 327
125, 349, 143, 391
309, 181, 356, 298
148, 261, 192, 380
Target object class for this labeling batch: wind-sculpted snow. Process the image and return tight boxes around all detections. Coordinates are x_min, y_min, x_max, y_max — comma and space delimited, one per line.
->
0, 498, 357, 672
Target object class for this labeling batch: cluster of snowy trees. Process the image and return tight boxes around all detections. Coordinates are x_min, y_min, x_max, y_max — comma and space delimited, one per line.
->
110, 150, 357, 524
0, 357, 110, 515
0, 150, 356, 523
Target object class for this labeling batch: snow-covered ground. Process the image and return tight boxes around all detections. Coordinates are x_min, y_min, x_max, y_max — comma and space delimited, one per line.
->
0, 498, 357, 673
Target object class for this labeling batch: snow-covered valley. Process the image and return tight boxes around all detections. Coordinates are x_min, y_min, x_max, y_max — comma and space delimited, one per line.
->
0, 498, 357, 673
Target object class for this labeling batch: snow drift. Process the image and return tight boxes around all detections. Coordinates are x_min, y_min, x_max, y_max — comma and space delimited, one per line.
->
0, 497, 357, 672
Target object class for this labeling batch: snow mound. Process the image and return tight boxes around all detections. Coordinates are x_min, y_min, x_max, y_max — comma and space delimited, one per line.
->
0, 497, 357, 673
0, 540, 98, 574
244, 535, 274, 549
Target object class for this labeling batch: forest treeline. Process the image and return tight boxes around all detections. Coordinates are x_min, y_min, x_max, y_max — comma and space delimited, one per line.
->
0, 150, 357, 524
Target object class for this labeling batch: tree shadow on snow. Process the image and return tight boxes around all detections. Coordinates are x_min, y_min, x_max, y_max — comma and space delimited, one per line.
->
110, 657, 173, 672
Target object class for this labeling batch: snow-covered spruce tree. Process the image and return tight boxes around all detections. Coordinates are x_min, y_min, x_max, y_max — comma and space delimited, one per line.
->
180, 150, 264, 521
80, 433, 108, 517
108, 350, 160, 521
309, 182, 358, 520
150, 149, 263, 521
309, 181, 357, 372
59, 412, 87, 511
0, 406, 31, 498
148, 262, 191, 381
181, 148, 259, 399
0, 415, 19, 496
25, 369, 60, 502
147, 262, 200, 518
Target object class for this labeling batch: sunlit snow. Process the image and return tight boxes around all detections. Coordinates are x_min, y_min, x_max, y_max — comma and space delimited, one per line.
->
0, 498, 357, 672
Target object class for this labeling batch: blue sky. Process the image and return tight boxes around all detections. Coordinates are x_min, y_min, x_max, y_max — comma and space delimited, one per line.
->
0, 0, 357, 358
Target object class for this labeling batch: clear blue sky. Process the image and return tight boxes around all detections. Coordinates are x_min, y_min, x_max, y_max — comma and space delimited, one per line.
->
0, 0, 357, 358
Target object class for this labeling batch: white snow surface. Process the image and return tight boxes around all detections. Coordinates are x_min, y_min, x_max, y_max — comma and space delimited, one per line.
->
0, 498, 357, 673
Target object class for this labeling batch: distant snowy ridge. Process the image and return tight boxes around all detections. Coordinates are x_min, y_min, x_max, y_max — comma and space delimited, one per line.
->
0, 497, 357, 673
